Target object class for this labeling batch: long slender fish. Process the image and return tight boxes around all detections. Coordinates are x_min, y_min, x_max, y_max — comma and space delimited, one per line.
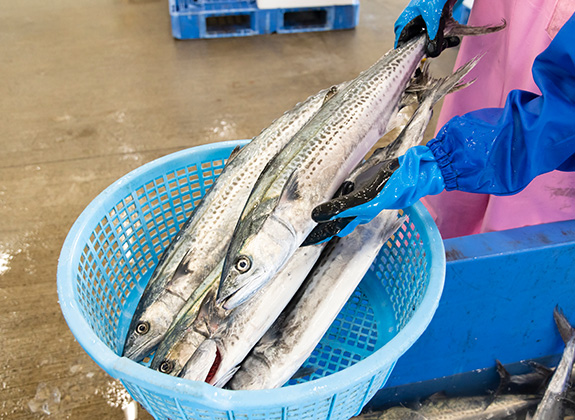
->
217, 35, 428, 311
354, 393, 539, 420
529, 306, 575, 420
178, 243, 326, 387
122, 83, 345, 361
148, 263, 222, 376
227, 211, 406, 390
217, 11, 505, 310
305, 58, 479, 245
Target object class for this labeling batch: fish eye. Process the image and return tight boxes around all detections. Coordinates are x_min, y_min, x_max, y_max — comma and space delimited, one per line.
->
235, 256, 252, 274
159, 360, 175, 374
136, 321, 150, 335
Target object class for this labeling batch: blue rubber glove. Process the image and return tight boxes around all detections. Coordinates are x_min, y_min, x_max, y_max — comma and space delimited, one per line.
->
311, 146, 445, 239
429, 11, 575, 195
395, 0, 450, 56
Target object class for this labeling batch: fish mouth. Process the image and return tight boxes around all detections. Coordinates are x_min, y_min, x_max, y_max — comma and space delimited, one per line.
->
122, 332, 161, 362
218, 269, 266, 310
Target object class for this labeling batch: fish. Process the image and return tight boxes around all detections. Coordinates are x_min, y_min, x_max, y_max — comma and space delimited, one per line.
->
354, 393, 540, 420
227, 210, 407, 390
306, 57, 479, 244
528, 306, 575, 420
122, 82, 346, 361
217, 35, 428, 311
217, 13, 505, 311
178, 243, 327, 387
495, 359, 553, 396
148, 263, 222, 376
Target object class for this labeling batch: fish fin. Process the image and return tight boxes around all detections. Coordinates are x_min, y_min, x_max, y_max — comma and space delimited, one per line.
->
173, 248, 194, 278
279, 171, 302, 203
226, 145, 243, 165
194, 287, 222, 336
494, 359, 511, 396
422, 55, 481, 105
526, 360, 554, 378
212, 366, 240, 388
554, 305, 575, 344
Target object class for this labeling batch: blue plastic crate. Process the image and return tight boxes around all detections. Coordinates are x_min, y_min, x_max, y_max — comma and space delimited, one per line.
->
57, 140, 445, 420
169, 0, 360, 39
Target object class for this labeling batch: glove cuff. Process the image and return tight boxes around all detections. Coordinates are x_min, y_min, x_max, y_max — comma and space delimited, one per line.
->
427, 139, 458, 191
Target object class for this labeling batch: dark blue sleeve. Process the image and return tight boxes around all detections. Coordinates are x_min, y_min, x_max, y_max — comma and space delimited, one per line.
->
427, 12, 575, 196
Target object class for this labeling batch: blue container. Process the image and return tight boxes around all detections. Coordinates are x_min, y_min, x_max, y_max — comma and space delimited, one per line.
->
169, 0, 360, 39
57, 140, 445, 420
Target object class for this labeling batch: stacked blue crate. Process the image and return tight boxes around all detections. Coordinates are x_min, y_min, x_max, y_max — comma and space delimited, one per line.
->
169, 0, 360, 39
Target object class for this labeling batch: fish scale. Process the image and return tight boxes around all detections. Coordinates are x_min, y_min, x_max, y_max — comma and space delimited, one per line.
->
218, 35, 427, 310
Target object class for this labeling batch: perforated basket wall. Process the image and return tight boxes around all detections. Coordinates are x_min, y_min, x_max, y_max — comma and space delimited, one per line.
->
58, 140, 445, 420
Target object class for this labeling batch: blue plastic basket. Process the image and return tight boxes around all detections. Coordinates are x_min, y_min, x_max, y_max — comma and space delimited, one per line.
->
57, 140, 445, 420
169, 0, 360, 39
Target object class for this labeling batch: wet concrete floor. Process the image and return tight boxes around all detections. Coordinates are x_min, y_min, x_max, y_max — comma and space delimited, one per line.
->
0, 0, 457, 418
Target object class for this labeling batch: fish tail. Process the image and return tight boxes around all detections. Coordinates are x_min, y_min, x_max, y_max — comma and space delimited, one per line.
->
443, 0, 506, 39
495, 359, 512, 396
421, 55, 481, 106
444, 16, 506, 38
554, 306, 575, 344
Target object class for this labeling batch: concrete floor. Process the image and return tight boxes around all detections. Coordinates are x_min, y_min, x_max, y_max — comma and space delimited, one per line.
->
0, 1, 457, 418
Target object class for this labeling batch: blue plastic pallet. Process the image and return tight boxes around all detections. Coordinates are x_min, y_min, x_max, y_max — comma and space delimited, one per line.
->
169, 0, 360, 39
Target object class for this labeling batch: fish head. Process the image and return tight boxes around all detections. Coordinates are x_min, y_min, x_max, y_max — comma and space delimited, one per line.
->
150, 328, 207, 377
179, 339, 219, 382
217, 215, 297, 310
122, 292, 182, 361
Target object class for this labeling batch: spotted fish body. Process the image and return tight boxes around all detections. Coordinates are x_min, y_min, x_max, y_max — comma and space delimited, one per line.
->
228, 211, 407, 390
122, 85, 342, 361
218, 36, 428, 310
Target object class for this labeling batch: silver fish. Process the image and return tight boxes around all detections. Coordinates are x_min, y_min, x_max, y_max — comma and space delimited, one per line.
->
179, 243, 326, 387
122, 83, 344, 361
529, 306, 575, 420
148, 263, 222, 376
227, 211, 406, 390
305, 58, 479, 245
418, 393, 540, 420
216, 7, 505, 311
217, 35, 428, 311
354, 393, 539, 420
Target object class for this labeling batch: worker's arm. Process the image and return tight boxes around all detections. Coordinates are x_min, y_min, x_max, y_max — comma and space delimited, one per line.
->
312, 12, 575, 231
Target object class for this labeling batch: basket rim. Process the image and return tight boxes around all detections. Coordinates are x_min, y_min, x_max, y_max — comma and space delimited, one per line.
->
57, 140, 445, 410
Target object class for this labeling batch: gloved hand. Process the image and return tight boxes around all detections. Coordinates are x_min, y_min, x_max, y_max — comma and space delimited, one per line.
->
394, 0, 452, 57
311, 146, 446, 239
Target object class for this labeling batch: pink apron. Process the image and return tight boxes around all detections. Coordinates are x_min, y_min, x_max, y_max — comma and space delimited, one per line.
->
422, 0, 575, 239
